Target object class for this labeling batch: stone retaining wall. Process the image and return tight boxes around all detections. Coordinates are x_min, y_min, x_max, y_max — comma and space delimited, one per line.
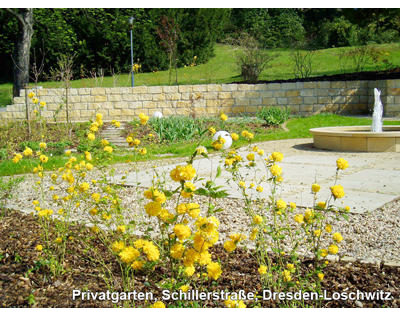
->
1, 79, 399, 123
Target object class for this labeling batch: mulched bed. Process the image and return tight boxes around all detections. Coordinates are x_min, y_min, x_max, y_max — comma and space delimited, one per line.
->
0, 209, 399, 308
234, 68, 400, 85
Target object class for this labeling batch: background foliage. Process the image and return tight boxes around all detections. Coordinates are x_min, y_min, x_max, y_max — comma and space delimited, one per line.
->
0, 8, 399, 83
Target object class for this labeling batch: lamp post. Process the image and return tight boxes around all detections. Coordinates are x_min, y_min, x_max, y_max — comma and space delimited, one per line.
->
129, 16, 134, 87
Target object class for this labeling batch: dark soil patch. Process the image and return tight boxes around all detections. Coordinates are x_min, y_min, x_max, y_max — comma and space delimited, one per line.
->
0, 209, 398, 308
234, 68, 400, 85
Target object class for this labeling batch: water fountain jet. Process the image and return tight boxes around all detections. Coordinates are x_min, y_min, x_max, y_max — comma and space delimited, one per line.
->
310, 88, 400, 152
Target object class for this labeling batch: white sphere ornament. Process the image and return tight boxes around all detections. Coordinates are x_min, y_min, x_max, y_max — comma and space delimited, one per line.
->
153, 111, 163, 118
213, 130, 232, 149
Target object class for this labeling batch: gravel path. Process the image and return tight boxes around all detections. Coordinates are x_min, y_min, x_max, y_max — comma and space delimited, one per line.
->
5, 138, 400, 264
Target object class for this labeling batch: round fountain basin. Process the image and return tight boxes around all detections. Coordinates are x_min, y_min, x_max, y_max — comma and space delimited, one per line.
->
309, 126, 400, 152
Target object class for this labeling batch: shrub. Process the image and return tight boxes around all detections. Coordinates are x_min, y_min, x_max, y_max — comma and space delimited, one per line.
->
47, 141, 73, 155
257, 107, 290, 126
291, 49, 315, 79
235, 33, 276, 83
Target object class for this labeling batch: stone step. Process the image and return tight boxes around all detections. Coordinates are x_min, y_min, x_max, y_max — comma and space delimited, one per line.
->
100, 124, 129, 148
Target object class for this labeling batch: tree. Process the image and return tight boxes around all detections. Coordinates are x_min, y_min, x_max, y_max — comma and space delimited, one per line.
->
6, 8, 34, 97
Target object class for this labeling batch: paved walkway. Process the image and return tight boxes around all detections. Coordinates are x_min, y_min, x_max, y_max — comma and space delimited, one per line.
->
111, 138, 400, 214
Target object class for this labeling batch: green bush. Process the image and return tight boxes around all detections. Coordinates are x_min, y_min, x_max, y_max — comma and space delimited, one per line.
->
257, 106, 290, 126
18, 141, 40, 152
18, 141, 72, 156
47, 141, 73, 155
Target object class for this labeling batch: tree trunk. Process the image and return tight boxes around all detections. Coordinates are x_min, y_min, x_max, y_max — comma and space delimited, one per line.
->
10, 9, 34, 97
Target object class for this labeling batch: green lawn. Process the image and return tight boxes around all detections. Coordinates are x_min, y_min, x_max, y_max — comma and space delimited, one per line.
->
1, 114, 399, 176
1, 43, 400, 107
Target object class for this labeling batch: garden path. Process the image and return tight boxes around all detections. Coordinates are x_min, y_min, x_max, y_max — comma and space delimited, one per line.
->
111, 138, 400, 214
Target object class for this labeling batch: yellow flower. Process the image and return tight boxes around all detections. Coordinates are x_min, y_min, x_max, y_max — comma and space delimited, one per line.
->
35, 244, 43, 251
294, 214, 304, 224
150, 301, 165, 308
330, 185, 345, 199
283, 270, 291, 282
328, 244, 339, 255
246, 153, 255, 161
270, 151, 283, 162
87, 133, 95, 141
220, 113, 228, 121
253, 215, 263, 225
89, 208, 98, 216
103, 146, 113, 153
142, 240, 160, 261
179, 285, 190, 292
258, 265, 267, 275
304, 208, 314, 222
250, 228, 258, 240
241, 130, 254, 140
131, 260, 144, 270
325, 224, 332, 233
332, 232, 343, 243
117, 225, 126, 233
318, 273, 324, 281
196, 146, 207, 155
12, 153, 22, 163
23, 147, 33, 157
90, 122, 99, 132
173, 224, 191, 241
276, 199, 287, 210
184, 265, 195, 277
55, 237, 62, 244
170, 164, 196, 182
111, 240, 125, 253
336, 158, 349, 170
39, 154, 48, 163
270, 164, 282, 176
311, 183, 321, 193
225, 297, 246, 308
96, 113, 103, 121
145, 201, 162, 216
84, 151, 92, 161
79, 182, 90, 192
230, 132, 239, 141
223, 240, 236, 253
138, 113, 149, 125
208, 127, 216, 135
170, 243, 185, 259
321, 249, 328, 257
313, 229, 321, 237
113, 121, 121, 128
39, 101, 45, 107
65, 150, 71, 156
289, 202, 296, 209
317, 201, 326, 209
139, 148, 147, 155
256, 185, 263, 192
119, 246, 140, 264
32, 97, 39, 104
198, 250, 212, 266
28, 91, 35, 98
207, 261, 222, 280
39, 142, 47, 149
239, 181, 246, 189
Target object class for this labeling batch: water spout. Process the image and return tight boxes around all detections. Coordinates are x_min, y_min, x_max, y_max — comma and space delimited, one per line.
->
371, 88, 383, 133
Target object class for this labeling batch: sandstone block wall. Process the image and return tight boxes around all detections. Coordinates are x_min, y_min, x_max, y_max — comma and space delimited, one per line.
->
0, 79, 399, 123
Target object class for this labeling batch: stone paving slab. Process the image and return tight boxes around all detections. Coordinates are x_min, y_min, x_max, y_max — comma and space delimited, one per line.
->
111, 139, 400, 214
